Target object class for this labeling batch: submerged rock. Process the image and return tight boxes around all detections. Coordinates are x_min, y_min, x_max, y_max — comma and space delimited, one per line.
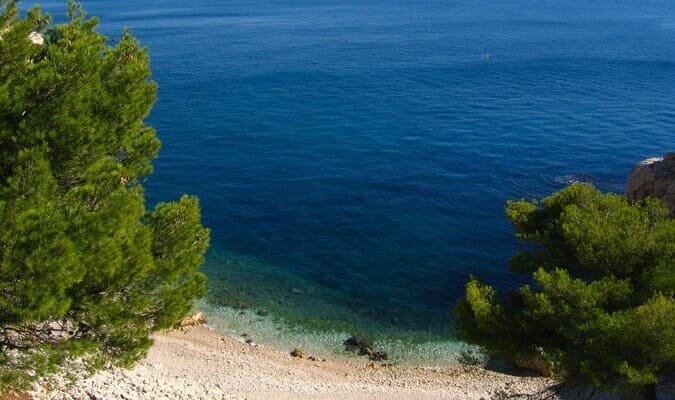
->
344, 336, 373, 356
344, 336, 388, 362
626, 152, 675, 216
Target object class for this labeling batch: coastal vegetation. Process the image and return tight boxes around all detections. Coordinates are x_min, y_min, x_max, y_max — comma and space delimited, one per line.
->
457, 183, 674, 399
2, 0, 673, 398
0, 0, 209, 391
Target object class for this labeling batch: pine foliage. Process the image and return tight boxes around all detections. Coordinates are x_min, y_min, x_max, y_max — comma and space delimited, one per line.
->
456, 183, 674, 396
0, 1, 209, 390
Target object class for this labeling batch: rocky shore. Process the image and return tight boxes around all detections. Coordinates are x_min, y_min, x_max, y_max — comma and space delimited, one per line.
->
30, 325, 557, 400
25, 153, 675, 400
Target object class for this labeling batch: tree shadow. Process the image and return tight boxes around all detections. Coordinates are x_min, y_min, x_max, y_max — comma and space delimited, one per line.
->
491, 381, 645, 400
482, 360, 647, 400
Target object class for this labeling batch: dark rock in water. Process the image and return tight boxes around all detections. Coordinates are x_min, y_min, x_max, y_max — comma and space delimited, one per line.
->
553, 173, 594, 186
370, 351, 388, 361
626, 152, 675, 216
290, 348, 305, 358
344, 336, 373, 356
256, 309, 269, 317
345, 335, 389, 361
245, 338, 253, 344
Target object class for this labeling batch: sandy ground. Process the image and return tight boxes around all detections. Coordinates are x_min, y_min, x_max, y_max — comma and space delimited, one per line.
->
29, 325, 559, 400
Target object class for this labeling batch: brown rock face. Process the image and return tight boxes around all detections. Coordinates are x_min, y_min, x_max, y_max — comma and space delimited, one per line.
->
179, 312, 207, 327
626, 153, 675, 216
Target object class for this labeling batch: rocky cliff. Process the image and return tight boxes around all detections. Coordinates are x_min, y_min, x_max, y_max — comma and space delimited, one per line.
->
626, 152, 675, 216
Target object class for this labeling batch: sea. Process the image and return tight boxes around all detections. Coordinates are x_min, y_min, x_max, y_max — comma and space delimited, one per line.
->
38, 0, 675, 364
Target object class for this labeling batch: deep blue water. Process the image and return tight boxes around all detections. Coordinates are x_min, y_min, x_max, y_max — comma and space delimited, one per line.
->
39, 0, 675, 349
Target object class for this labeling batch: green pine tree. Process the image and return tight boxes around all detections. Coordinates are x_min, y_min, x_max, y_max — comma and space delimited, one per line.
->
0, 0, 210, 390
456, 183, 674, 399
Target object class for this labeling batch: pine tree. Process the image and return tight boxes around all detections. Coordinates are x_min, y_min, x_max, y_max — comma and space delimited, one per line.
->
0, 1, 210, 390
456, 183, 674, 399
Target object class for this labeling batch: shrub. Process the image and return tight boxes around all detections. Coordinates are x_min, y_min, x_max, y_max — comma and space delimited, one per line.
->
456, 183, 674, 399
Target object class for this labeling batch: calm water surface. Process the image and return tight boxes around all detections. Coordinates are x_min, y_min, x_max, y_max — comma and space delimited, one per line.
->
41, 0, 675, 360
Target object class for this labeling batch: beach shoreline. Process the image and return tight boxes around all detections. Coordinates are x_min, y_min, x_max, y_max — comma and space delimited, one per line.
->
31, 325, 557, 400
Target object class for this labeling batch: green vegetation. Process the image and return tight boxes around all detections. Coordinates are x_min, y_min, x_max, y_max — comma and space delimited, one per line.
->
0, 1, 209, 390
456, 183, 674, 398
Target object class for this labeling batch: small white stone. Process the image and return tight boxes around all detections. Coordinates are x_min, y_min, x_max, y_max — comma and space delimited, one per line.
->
28, 31, 44, 45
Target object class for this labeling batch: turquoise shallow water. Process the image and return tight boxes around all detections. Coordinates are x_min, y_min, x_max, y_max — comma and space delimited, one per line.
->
40, 0, 675, 362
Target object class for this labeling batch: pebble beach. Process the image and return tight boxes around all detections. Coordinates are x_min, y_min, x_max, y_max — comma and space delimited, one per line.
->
31, 325, 557, 400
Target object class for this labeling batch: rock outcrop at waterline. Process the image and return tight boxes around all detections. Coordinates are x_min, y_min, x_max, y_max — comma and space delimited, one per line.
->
626, 152, 675, 216
343, 336, 388, 361
179, 312, 207, 327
